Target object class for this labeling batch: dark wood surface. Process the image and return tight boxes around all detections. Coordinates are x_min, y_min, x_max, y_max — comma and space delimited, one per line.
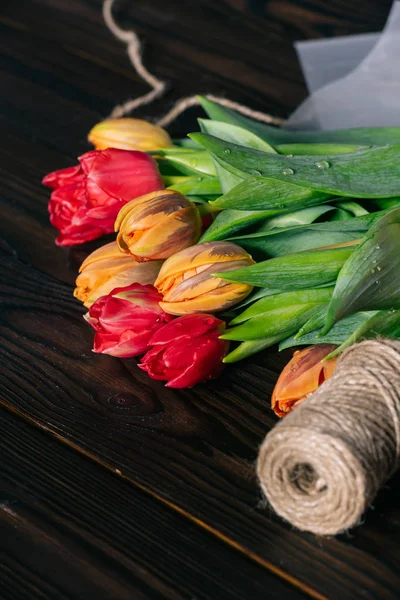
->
1, 1, 399, 599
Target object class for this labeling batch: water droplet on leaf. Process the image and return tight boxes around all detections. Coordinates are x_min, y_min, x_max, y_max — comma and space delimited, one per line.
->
250, 169, 262, 176
224, 148, 231, 155
315, 160, 330, 169
282, 168, 294, 176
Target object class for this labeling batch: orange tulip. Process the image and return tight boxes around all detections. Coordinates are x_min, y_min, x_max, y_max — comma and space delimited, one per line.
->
88, 118, 173, 152
115, 190, 201, 262
272, 344, 338, 417
74, 241, 162, 308
155, 241, 254, 315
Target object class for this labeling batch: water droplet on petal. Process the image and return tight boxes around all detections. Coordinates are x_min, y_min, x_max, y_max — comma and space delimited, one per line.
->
315, 160, 330, 169
224, 148, 231, 155
282, 168, 294, 176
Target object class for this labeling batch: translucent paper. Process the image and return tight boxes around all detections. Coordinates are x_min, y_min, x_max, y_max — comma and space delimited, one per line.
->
286, 1, 400, 130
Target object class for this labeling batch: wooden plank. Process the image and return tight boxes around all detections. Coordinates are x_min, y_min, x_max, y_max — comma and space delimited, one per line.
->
2, 409, 305, 600
1, 253, 400, 599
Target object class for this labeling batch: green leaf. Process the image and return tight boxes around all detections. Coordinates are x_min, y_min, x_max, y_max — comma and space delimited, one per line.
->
321, 208, 400, 334
255, 204, 340, 232
276, 143, 362, 155
190, 133, 400, 198
233, 286, 285, 310
223, 336, 283, 363
209, 176, 331, 211
198, 119, 276, 152
374, 197, 400, 210
294, 305, 328, 338
172, 138, 202, 149
156, 149, 217, 176
198, 119, 275, 193
222, 303, 324, 341
197, 96, 400, 146
329, 309, 400, 357
278, 312, 375, 350
216, 246, 354, 288
228, 211, 384, 258
167, 176, 221, 195
199, 209, 282, 242
230, 288, 333, 325
335, 201, 369, 217
187, 195, 219, 205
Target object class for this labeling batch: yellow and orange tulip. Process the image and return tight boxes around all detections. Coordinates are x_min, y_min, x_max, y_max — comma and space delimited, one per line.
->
115, 190, 201, 262
74, 241, 162, 308
154, 241, 254, 315
271, 344, 338, 417
88, 118, 173, 152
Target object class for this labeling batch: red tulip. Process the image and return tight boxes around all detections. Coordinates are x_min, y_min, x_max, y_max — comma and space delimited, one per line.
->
84, 283, 173, 357
43, 148, 163, 246
139, 314, 229, 388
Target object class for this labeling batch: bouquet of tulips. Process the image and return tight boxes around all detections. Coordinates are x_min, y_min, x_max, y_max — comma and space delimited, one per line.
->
43, 97, 400, 415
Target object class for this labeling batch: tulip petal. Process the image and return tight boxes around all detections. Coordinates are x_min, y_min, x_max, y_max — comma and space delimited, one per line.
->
271, 344, 337, 417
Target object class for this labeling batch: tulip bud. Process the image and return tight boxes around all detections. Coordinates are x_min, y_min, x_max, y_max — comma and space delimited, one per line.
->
115, 190, 201, 262
74, 241, 162, 308
88, 118, 173, 152
84, 283, 174, 357
154, 241, 254, 315
43, 148, 163, 246
139, 313, 229, 387
272, 344, 338, 417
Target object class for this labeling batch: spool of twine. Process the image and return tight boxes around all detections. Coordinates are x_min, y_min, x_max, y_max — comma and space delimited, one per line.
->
257, 339, 400, 535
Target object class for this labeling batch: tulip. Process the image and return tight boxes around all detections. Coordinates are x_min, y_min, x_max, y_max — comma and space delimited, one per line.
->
88, 118, 173, 152
271, 344, 338, 418
138, 314, 229, 388
74, 241, 162, 308
115, 189, 201, 262
154, 241, 254, 315
84, 283, 174, 357
43, 148, 163, 246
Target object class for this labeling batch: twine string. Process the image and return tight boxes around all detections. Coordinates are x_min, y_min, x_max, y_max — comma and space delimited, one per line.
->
257, 339, 400, 535
103, 0, 285, 127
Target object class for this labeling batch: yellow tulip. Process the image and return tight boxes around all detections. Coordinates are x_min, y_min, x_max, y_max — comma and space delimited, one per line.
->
88, 118, 173, 152
154, 241, 254, 315
74, 241, 162, 308
115, 190, 201, 262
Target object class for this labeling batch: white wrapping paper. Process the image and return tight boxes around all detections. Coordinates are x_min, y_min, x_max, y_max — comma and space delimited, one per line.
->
286, 1, 400, 130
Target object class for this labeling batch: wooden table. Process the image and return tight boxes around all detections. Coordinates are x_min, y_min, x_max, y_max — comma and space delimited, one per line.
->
1, 1, 399, 598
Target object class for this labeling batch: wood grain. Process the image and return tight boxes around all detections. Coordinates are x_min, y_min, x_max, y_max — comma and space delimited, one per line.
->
1, 252, 400, 599
1, 1, 399, 599
2, 409, 305, 600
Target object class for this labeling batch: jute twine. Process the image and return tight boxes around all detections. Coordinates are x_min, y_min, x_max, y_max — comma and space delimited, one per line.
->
257, 339, 400, 535
103, 0, 285, 127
